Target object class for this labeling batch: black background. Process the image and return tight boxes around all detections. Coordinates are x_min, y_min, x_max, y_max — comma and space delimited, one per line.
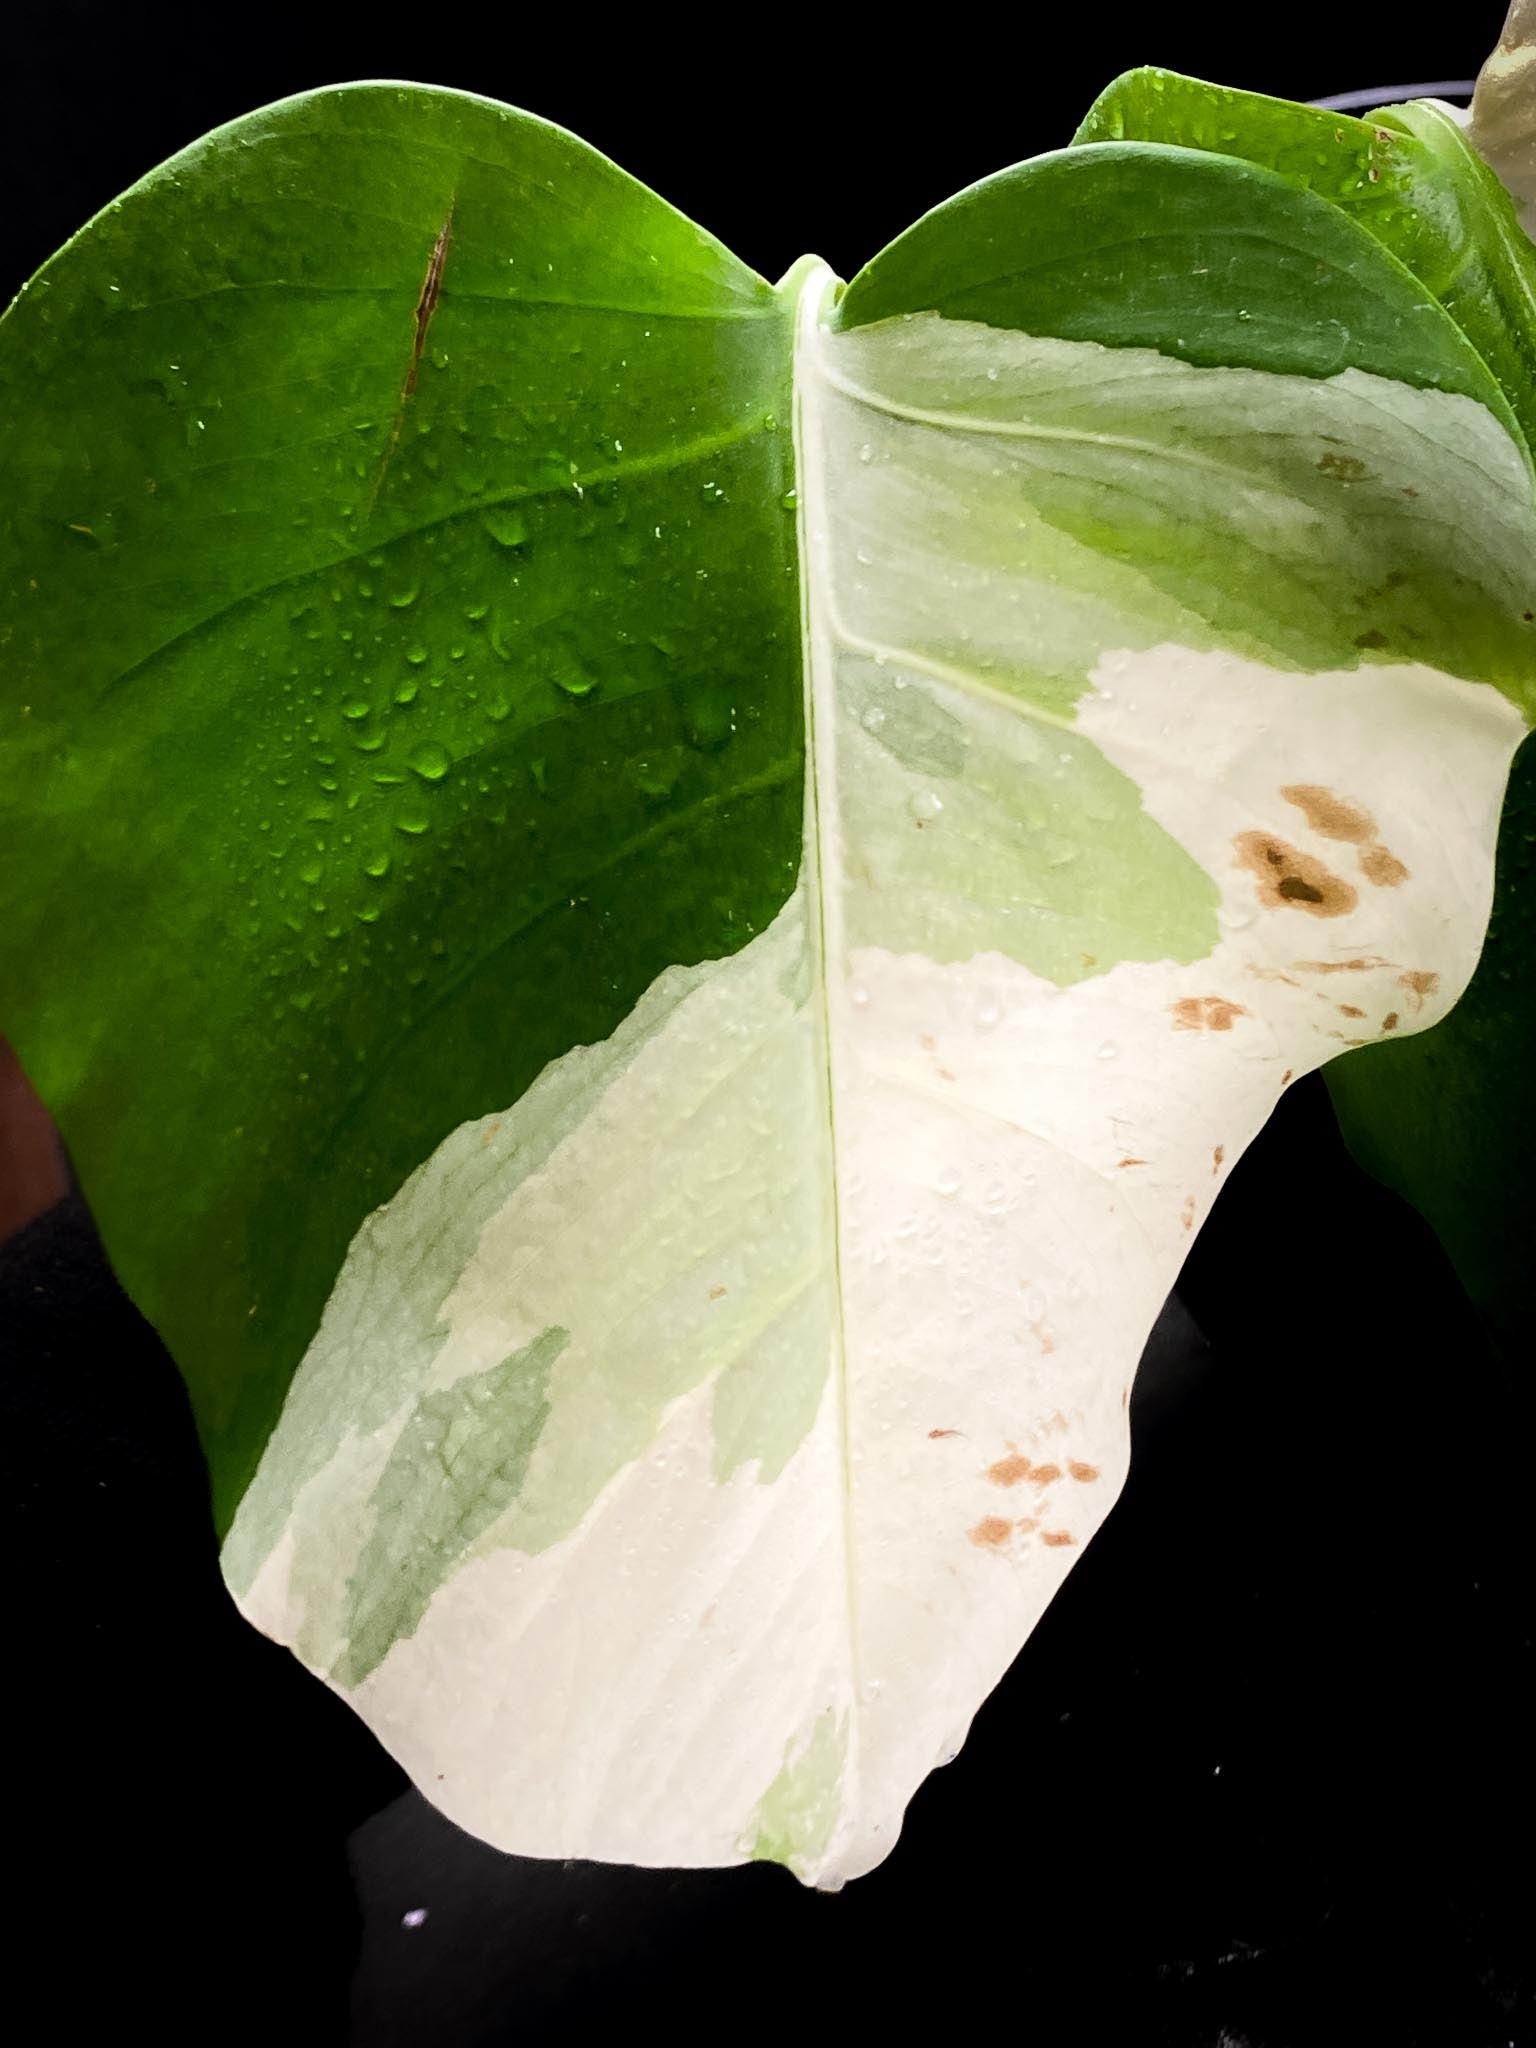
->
2, 5, 1531, 2043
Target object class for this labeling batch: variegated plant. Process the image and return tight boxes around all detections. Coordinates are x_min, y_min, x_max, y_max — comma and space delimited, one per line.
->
3, 17, 1533, 1885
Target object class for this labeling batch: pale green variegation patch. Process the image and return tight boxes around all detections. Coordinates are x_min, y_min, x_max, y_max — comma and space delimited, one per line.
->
227, 278, 1533, 1884
746, 1712, 849, 1879
340, 1325, 565, 1686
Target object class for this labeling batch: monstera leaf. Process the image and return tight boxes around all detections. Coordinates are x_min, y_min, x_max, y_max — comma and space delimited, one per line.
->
3, 38, 1534, 1886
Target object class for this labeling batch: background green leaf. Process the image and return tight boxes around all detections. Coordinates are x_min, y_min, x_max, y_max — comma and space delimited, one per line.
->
1324, 735, 1536, 1361
1075, 67, 1536, 452
837, 138, 1518, 437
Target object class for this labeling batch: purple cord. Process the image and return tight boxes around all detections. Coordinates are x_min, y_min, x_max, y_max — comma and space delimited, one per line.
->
1309, 80, 1476, 111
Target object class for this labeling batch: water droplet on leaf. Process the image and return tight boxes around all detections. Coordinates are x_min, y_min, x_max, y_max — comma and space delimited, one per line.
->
482, 506, 530, 548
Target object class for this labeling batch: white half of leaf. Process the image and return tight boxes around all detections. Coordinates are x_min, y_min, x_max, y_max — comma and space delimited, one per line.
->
225, 272, 1533, 1886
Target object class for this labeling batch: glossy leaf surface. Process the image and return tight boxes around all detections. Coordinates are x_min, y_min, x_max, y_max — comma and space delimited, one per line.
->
2, 65, 1532, 1883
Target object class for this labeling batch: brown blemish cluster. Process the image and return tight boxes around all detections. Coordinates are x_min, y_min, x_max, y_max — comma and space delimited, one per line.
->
1234, 832, 1358, 917
974, 1437, 1098, 1551
986, 1448, 1099, 1487
1212, 1144, 1225, 1175
1288, 957, 1434, 1036
969, 1514, 1076, 1551
1170, 996, 1249, 1032
1279, 786, 1409, 890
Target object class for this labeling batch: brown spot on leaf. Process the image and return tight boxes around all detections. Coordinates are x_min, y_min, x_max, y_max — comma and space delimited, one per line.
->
1281, 1069, 1293, 1086
1280, 783, 1375, 844
1295, 956, 1388, 975
1041, 1530, 1076, 1548
1360, 843, 1409, 888
1212, 1144, 1225, 1174
970, 1516, 1013, 1550
1014, 1515, 1040, 1534
367, 202, 456, 517
1381, 1011, 1399, 1032
1068, 1461, 1100, 1483
1181, 1196, 1197, 1231
929, 1428, 961, 1439
1235, 832, 1357, 916
1316, 451, 1370, 482
1029, 1462, 1063, 1488
1399, 969, 1439, 1006
1117, 1156, 1147, 1169
1338, 1004, 1365, 1019
987, 1454, 1033, 1487
708, 1285, 727, 1300
1170, 995, 1249, 1032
